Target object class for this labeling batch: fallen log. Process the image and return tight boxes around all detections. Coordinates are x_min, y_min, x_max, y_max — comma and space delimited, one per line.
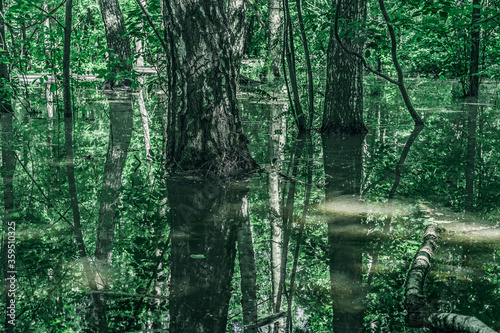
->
403, 224, 498, 333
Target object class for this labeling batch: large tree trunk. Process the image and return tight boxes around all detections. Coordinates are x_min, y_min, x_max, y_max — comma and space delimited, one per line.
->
98, 0, 133, 87
163, 1, 257, 177
95, 93, 133, 289
322, 0, 367, 134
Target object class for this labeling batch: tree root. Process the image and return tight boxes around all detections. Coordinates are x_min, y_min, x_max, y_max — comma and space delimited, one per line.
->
404, 224, 498, 333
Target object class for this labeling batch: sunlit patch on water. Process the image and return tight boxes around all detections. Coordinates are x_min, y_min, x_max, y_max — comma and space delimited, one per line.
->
320, 195, 409, 217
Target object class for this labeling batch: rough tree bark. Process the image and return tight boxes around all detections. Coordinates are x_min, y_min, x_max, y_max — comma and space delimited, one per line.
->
163, 0, 257, 176
322, 0, 368, 134
98, 0, 133, 87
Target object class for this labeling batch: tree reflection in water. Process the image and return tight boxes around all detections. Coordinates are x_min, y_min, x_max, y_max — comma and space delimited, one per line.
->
167, 178, 257, 332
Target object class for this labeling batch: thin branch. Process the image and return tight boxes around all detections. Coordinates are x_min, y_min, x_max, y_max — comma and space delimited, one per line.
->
333, 0, 399, 85
133, 0, 168, 54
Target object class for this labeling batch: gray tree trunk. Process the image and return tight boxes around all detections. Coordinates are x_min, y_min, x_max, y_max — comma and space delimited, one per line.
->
163, 1, 257, 176
134, 18, 152, 162
322, 0, 367, 134
404, 225, 497, 333
98, 0, 133, 87
268, 102, 286, 333
267, 0, 282, 78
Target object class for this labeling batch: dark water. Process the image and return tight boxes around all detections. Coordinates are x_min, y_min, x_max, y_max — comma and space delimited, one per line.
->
1, 79, 499, 332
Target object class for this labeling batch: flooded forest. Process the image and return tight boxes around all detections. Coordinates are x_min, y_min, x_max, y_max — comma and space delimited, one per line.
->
1, 0, 500, 332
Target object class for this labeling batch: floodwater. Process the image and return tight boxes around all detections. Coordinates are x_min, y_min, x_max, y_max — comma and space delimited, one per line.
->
1, 78, 499, 332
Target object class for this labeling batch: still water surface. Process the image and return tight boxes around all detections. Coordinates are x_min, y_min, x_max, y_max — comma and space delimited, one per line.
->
2, 79, 499, 332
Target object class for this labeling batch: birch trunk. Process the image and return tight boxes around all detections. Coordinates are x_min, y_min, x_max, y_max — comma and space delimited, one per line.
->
267, 0, 282, 78
268, 102, 286, 333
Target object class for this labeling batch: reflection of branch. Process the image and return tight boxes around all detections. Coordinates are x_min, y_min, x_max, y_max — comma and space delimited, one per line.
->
287, 134, 313, 331
276, 133, 305, 313
245, 312, 286, 330
124, 230, 171, 332
15, 154, 74, 227
362, 125, 423, 198
334, 0, 398, 85
334, 0, 424, 125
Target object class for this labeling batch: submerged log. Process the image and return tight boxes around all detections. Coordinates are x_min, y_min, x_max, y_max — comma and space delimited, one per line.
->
404, 225, 498, 333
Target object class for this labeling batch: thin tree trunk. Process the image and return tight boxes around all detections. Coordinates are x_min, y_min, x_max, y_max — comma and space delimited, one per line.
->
283, 0, 307, 132
468, 0, 481, 97
267, 0, 282, 78
465, 99, 478, 211
43, 3, 54, 118
98, 0, 133, 87
378, 0, 423, 126
94, 94, 133, 289
295, 0, 314, 129
268, 102, 286, 333
134, 8, 152, 162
